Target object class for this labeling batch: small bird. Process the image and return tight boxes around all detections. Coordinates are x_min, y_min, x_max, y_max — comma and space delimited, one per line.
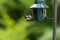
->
25, 14, 33, 21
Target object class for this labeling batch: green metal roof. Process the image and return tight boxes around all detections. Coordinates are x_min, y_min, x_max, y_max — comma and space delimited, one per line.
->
30, 3, 49, 8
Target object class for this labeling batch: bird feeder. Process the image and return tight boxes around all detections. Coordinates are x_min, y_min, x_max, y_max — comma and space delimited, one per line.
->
30, 0, 49, 21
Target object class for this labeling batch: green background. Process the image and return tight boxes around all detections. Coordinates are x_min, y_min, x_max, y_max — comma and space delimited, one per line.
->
0, 0, 60, 40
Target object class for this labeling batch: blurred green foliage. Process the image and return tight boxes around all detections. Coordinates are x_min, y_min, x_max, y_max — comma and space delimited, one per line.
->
0, 0, 60, 40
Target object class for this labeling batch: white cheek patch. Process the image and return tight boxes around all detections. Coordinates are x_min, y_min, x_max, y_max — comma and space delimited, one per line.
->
26, 16, 28, 17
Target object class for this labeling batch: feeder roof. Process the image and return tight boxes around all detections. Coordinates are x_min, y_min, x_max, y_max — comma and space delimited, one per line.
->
30, 3, 49, 8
